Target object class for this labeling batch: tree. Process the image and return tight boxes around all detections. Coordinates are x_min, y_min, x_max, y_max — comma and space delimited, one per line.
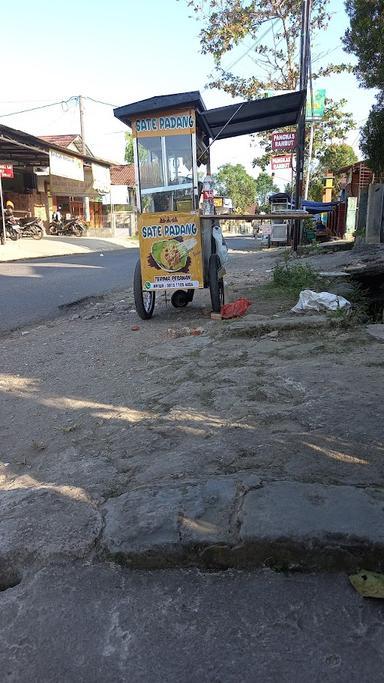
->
254, 172, 279, 209
343, 0, 384, 176
306, 144, 357, 201
185, 0, 355, 169
124, 132, 134, 163
343, 0, 384, 89
360, 93, 384, 176
214, 163, 256, 212
317, 143, 357, 174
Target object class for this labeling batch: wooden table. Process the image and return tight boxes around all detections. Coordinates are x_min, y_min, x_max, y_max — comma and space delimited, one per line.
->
200, 212, 309, 221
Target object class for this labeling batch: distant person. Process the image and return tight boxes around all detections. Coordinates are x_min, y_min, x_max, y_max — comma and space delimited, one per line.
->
52, 206, 62, 222
5, 201, 16, 224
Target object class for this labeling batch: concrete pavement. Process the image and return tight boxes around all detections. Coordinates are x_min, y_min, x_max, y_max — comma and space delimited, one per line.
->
1, 563, 383, 683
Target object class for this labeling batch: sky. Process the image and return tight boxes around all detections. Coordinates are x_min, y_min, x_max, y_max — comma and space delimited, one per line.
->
0, 0, 377, 189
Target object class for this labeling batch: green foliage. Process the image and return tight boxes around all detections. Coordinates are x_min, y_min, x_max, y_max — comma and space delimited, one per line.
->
313, 143, 358, 198
124, 132, 134, 163
272, 258, 318, 295
308, 176, 324, 202
214, 163, 256, 212
360, 93, 384, 176
254, 172, 279, 209
343, 0, 384, 89
317, 143, 357, 173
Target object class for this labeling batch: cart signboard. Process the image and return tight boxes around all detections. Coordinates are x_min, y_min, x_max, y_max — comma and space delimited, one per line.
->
271, 131, 296, 151
271, 154, 292, 170
138, 211, 203, 290
0, 164, 14, 179
132, 110, 196, 138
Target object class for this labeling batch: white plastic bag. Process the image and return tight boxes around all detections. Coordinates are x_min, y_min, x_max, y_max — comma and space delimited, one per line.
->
212, 223, 229, 265
291, 289, 351, 313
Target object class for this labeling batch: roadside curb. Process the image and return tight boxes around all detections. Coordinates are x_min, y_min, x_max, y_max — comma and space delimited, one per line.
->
222, 313, 333, 337
100, 476, 384, 572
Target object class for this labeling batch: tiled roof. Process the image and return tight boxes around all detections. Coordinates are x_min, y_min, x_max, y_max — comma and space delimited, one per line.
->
39, 134, 94, 157
110, 164, 135, 186
40, 134, 79, 148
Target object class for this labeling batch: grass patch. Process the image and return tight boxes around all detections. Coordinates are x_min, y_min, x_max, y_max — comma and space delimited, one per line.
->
272, 259, 318, 295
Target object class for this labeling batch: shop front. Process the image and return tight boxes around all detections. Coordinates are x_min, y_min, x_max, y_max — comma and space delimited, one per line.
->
0, 124, 110, 234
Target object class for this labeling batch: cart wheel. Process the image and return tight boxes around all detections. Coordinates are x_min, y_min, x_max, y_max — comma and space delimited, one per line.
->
186, 289, 195, 302
171, 290, 189, 308
133, 259, 155, 320
209, 254, 225, 313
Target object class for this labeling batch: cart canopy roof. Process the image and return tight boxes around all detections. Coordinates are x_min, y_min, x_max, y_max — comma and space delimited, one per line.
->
114, 91, 207, 126
200, 90, 306, 140
114, 90, 306, 140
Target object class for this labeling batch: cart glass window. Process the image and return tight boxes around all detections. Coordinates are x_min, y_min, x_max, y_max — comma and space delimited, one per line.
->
137, 134, 194, 213
165, 135, 193, 186
137, 137, 164, 190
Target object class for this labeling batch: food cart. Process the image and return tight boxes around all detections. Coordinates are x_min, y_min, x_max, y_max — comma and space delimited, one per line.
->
114, 90, 308, 320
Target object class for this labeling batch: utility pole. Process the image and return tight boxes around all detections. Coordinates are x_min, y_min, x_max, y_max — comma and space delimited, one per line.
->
304, 51, 315, 200
293, 0, 312, 251
79, 95, 90, 223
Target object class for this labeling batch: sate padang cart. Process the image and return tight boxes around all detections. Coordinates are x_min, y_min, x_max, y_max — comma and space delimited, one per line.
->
114, 90, 307, 320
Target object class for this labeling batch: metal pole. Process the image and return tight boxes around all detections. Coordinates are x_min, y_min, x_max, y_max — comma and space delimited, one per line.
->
304, 51, 315, 201
293, 0, 311, 251
79, 95, 90, 223
0, 176, 6, 244
304, 121, 314, 200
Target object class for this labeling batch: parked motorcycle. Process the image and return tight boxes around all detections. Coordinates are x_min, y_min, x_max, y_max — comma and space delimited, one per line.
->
48, 217, 87, 237
5, 219, 22, 241
18, 216, 44, 240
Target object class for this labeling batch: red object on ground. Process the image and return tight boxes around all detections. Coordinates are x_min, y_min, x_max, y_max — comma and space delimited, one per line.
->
131, 325, 140, 331
221, 298, 252, 319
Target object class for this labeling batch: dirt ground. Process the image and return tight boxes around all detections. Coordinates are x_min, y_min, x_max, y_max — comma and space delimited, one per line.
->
1, 245, 384, 509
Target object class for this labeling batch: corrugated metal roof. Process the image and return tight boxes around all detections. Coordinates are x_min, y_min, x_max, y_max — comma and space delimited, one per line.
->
0, 124, 110, 167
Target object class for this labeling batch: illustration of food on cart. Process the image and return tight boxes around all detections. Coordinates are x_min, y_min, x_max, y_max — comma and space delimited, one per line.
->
151, 238, 197, 272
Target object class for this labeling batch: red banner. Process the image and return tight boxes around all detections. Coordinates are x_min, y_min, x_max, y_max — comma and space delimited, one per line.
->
0, 164, 14, 179
271, 155, 292, 170
271, 131, 296, 151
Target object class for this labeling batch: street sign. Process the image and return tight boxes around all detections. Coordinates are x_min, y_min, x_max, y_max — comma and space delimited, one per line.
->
271, 155, 292, 170
271, 131, 296, 151
0, 164, 14, 179
306, 89, 326, 119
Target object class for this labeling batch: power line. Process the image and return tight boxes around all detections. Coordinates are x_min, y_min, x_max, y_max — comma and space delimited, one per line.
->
0, 94, 118, 120
85, 96, 118, 108
0, 97, 78, 119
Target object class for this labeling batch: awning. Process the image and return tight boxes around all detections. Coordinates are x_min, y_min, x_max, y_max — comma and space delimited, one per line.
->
302, 200, 339, 214
200, 90, 306, 140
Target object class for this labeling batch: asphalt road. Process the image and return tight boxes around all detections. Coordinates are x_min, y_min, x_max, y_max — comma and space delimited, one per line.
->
0, 237, 256, 333
0, 248, 139, 333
